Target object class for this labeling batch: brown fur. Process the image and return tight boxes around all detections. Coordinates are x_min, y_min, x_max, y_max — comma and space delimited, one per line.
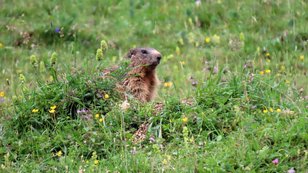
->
122, 48, 162, 102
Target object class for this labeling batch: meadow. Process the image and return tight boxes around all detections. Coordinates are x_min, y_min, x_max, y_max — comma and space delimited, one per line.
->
0, 0, 307, 172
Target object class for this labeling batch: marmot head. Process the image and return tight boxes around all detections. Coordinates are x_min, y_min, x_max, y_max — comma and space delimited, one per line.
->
126, 48, 162, 71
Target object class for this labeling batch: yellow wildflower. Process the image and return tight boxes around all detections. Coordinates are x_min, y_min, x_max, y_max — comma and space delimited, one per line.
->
276, 108, 281, 113
56, 150, 62, 157
285, 80, 290, 84
259, 71, 264, 75
299, 55, 304, 61
95, 114, 100, 119
269, 108, 274, 112
164, 82, 173, 88
263, 109, 268, 113
265, 52, 270, 57
104, 94, 109, 99
180, 61, 186, 65
0, 91, 4, 97
0, 43, 3, 48
265, 69, 271, 74
266, 59, 271, 63
94, 160, 99, 165
205, 37, 211, 43
49, 109, 56, 113
99, 118, 104, 122
50, 105, 57, 110
32, 109, 39, 113
182, 117, 188, 123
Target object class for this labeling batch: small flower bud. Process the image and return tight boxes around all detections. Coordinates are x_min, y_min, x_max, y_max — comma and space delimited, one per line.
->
19, 74, 26, 82
96, 49, 103, 61
30, 55, 38, 67
51, 52, 57, 65
100, 40, 108, 52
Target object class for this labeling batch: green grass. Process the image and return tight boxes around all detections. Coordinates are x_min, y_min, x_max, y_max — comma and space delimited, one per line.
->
0, 0, 307, 172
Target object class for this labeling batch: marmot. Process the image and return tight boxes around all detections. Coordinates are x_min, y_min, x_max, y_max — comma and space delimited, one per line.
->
123, 47, 162, 102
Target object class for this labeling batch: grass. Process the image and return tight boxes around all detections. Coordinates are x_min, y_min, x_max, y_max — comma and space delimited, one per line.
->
0, 0, 307, 172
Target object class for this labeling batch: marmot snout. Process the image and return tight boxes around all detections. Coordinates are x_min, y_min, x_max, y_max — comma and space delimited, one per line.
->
123, 47, 162, 102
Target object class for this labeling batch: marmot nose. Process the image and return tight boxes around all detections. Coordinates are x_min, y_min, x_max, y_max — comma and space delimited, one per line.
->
157, 56, 161, 62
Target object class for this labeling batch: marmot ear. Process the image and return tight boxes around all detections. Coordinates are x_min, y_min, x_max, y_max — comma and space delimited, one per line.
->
126, 48, 137, 59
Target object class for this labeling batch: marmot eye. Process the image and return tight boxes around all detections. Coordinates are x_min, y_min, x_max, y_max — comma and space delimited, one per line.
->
141, 50, 148, 54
